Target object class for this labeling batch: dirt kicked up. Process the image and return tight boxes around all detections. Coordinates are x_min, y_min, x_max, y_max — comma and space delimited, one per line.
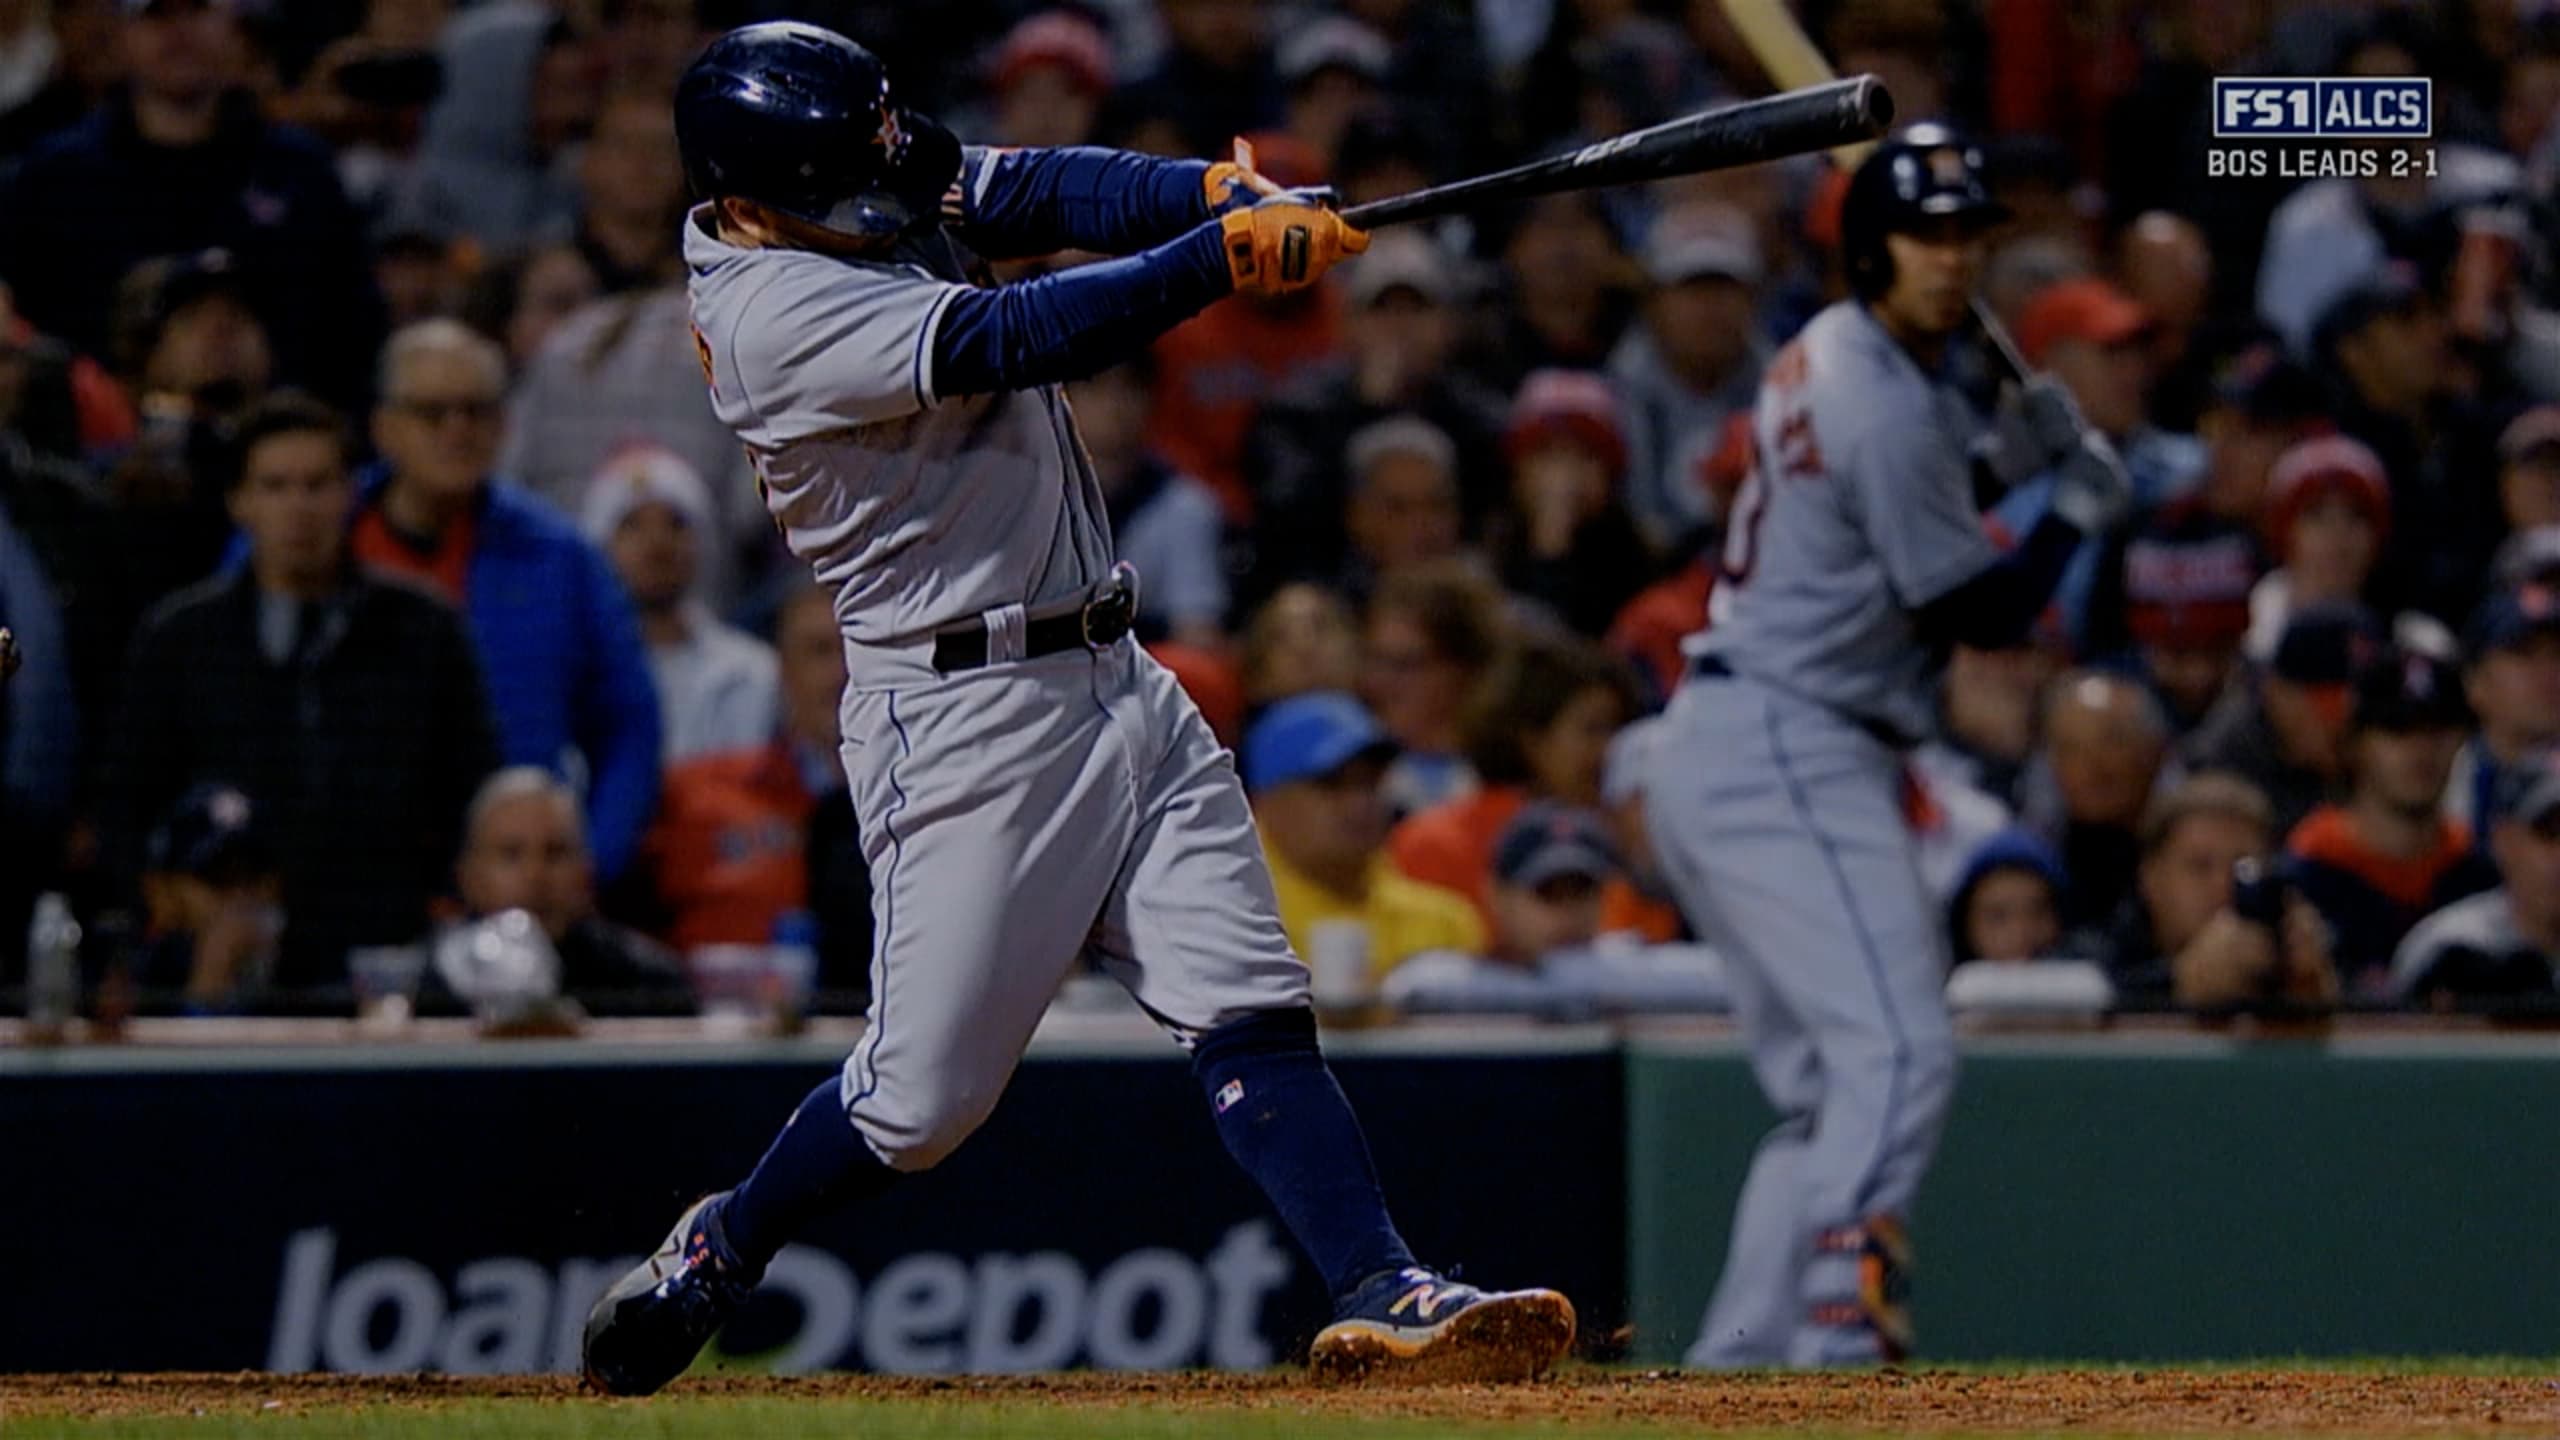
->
8, 1368, 2560, 1436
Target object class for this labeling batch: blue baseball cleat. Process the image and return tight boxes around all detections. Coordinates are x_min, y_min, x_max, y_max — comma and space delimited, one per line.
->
581, 1193, 759, 1396
1307, 1266, 1578, 1383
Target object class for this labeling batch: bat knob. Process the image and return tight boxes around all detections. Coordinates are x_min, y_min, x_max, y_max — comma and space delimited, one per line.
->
1850, 74, 1896, 134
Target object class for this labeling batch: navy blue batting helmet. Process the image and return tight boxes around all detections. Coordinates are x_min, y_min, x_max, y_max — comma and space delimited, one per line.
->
1839, 123, 2007, 300
675, 21, 962, 241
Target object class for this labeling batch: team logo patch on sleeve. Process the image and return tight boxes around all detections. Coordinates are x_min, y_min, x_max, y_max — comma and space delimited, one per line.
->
1215, 1080, 1245, 1114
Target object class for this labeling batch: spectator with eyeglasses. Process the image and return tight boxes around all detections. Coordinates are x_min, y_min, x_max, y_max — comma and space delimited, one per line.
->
344, 318, 661, 884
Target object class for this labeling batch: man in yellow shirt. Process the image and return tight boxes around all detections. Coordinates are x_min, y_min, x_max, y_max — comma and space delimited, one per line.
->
1247, 692, 1485, 978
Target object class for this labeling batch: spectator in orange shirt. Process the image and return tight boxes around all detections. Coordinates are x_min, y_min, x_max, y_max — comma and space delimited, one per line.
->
640, 584, 873, 999
2287, 644, 2497, 998
1388, 631, 1651, 933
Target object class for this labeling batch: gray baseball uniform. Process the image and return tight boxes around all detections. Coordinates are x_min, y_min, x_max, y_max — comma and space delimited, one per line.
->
684, 207, 1308, 1173
1646, 299, 1984, 1366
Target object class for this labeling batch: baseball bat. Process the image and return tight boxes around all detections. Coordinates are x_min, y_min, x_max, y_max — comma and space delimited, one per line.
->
1337, 76, 1893, 231
1713, 0, 2032, 383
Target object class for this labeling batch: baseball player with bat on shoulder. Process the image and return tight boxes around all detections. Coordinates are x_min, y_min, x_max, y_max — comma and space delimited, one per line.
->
578, 19, 1577, 1395
1642, 126, 2131, 1368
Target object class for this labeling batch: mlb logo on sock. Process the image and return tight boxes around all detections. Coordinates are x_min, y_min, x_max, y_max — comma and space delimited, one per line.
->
2213, 77, 2430, 139
1215, 1080, 1245, 1114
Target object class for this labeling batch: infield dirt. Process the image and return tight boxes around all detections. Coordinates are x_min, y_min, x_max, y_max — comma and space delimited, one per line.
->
8, 1368, 2559, 1436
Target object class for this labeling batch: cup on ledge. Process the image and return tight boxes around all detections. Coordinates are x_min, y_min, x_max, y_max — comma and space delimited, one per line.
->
692, 944, 810, 1039
348, 942, 428, 1031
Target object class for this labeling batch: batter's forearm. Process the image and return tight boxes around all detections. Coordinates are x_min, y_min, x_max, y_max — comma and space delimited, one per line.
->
950, 146, 1212, 259
1910, 510, 2082, 650
931, 223, 1230, 395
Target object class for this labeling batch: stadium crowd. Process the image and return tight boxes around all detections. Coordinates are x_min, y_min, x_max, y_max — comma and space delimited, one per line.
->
3, 0, 2560, 1020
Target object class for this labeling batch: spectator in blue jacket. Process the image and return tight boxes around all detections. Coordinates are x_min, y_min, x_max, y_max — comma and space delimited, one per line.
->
347, 319, 661, 882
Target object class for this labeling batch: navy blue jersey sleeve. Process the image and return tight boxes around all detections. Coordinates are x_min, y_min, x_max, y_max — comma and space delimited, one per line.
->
946, 146, 1212, 260
931, 221, 1231, 396
1910, 510, 2085, 651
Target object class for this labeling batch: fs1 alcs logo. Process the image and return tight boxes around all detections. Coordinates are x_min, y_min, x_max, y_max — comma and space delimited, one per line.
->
2208, 77, 2436, 179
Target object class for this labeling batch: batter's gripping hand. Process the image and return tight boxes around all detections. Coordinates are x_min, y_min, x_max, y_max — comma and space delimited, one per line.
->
2050, 429, 2133, 534
1220, 190, 1368, 296
2016, 376, 2092, 466
1204, 137, 1284, 215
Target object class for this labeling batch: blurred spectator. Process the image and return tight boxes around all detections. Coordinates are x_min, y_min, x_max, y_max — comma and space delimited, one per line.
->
1389, 631, 1645, 931
2498, 406, 2560, 536
270, 0, 448, 225
2287, 645, 2496, 998
2111, 511, 2257, 734
2102, 770, 2335, 1010
1113, 0, 1279, 158
2244, 435, 2391, 661
1275, 16, 1387, 175
1980, 232, 2094, 335
1241, 581, 1360, 711
392, 9, 596, 249
1947, 827, 2067, 964
562, 86, 684, 294
2315, 265, 2506, 626
593, 0, 714, 99
111, 392, 498, 990
2448, 582, 2560, 835
639, 583, 870, 998
373, 230, 464, 330
1242, 232, 1506, 606
2256, 86, 2521, 358
1919, 640, 2060, 809
1339, 0, 1495, 176
0, 0, 117, 157
2022, 670, 2171, 933
1484, 801, 1617, 965
108, 249, 273, 606
0, 0, 381, 405
1484, 189, 1635, 390
1148, 231, 1343, 521
2, 277, 138, 463
2191, 340, 2329, 535
1610, 202, 1766, 546
350, 319, 660, 881
980, 10, 1111, 149
455, 765, 689, 1012
1493, 369, 1651, 635
134, 781, 282, 1010
1243, 691, 1483, 980
468, 241, 600, 373
580, 444, 773, 763
1068, 358, 1228, 649
2112, 211, 2216, 431
1360, 560, 1508, 817
0, 470, 76, 980
497, 284, 766, 608
1339, 413, 1466, 596
2394, 745, 2560, 1007
2185, 603, 2380, 838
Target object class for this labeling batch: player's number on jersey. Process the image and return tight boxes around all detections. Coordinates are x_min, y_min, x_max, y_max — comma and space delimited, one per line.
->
1719, 406, 1821, 587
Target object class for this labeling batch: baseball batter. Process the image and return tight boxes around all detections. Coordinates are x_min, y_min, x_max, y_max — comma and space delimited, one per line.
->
579, 22, 1574, 1395
1644, 126, 2129, 1367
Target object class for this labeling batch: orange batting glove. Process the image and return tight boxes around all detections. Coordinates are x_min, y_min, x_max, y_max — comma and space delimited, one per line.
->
1204, 136, 1285, 215
1219, 190, 1368, 296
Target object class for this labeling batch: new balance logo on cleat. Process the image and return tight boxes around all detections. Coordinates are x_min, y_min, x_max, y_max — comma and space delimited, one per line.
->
1308, 1265, 1576, 1384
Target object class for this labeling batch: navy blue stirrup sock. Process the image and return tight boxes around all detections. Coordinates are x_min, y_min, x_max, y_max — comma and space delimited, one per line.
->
720, 1079, 896, 1271
1192, 1008, 1416, 1302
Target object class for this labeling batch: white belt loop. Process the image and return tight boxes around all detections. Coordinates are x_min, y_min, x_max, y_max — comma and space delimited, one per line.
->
983, 603, 1029, 664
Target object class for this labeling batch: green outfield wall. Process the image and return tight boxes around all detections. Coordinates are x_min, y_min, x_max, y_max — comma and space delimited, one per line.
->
1626, 1032, 2560, 1362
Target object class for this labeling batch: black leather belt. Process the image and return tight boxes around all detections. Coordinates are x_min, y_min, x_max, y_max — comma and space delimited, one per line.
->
1688, 654, 1918, 751
930, 567, 1137, 674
